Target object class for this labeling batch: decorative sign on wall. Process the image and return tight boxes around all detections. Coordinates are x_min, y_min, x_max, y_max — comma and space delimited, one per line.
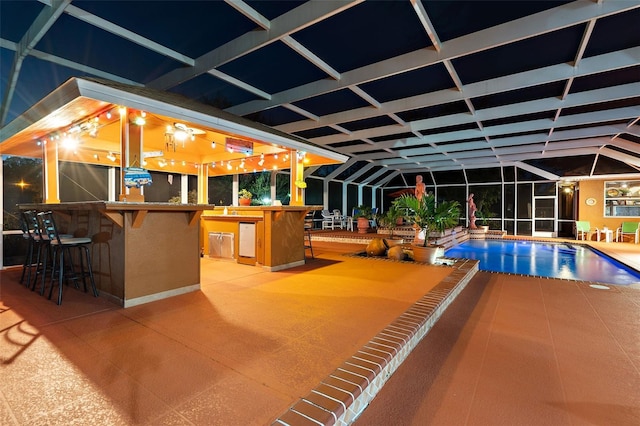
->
226, 137, 253, 155
124, 167, 152, 188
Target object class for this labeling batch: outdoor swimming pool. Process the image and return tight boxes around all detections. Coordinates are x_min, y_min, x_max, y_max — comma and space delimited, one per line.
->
445, 240, 640, 285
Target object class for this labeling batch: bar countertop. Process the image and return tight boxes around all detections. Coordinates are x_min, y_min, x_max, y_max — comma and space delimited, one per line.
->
19, 201, 216, 212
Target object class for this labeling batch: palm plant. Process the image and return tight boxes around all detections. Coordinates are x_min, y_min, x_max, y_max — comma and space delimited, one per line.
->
377, 205, 403, 238
393, 193, 460, 247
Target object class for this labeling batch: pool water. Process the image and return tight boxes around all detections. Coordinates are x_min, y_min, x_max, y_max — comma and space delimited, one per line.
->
444, 240, 640, 285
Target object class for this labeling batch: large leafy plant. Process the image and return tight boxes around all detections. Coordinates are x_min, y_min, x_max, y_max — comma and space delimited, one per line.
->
392, 193, 460, 247
377, 205, 403, 238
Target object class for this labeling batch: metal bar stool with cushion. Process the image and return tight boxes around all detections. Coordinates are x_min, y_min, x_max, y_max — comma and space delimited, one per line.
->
38, 211, 98, 305
304, 211, 314, 259
22, 210, 54, 294
19, 210, 40, 288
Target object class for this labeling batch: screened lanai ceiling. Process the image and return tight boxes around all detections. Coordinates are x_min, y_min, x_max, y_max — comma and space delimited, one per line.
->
1, 0, 639, 187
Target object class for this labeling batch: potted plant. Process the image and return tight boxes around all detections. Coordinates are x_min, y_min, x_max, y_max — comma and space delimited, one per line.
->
377, 205, 403, 239
393, 193, 460, 264
355, 205, 372, 234
238, 189, 252, 206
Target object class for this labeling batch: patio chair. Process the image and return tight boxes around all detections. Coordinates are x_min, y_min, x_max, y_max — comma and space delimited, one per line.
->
370, 207, 379, 228
332, 209, 345, 229
616, 221, 639, 244
321, 210, 335, 230
575, 221, 592, 241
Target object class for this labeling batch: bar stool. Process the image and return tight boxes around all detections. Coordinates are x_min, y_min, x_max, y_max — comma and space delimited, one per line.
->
37, 211, 98, 305
304, 211, 314, 259
19, 211, 38, 288
21, 210, 54, 293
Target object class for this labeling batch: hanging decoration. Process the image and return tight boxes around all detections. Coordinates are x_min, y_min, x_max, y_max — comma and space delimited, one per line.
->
124, 167, 153, 188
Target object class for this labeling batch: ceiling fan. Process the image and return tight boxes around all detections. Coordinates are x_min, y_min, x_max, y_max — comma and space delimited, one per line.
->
165, 122, 206, 151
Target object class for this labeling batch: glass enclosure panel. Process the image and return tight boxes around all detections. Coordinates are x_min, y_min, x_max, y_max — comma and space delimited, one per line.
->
517, 220, 532, 235
504, 184, 515, 219
275, 173, 291, 205
557, 221, 574, 238
59, 162, 109, 202
470, 184, 501, 224
3, 233, 28, 267
503, 166, 515, 182
535, 198, 554, 219
504, 220, 515, 235
466, 167, 501, 183
3, 157, 43, 230
305, 177, 323, 206
535, 220, 554, 232
534, 182, 556, 196
209, 175, 233, 206
433, 170, 465, 184
3, 156, 43, 267
517, 167, 545, 181
436, 186, 466, 220
335, 180, 351, 209
147, 171, 180, 202
188, 175, 198, 200
517, 183, 532, 219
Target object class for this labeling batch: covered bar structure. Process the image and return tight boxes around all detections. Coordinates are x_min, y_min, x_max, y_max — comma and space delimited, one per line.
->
1, 77, 346, 306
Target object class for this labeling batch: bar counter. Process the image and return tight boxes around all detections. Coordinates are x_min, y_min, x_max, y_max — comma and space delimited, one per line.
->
201, 205, 321, 271
20, 201, 213, 307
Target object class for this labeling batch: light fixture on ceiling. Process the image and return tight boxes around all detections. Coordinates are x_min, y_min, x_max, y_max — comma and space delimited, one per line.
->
61, 134, 78, 150
165, 123, 205, 151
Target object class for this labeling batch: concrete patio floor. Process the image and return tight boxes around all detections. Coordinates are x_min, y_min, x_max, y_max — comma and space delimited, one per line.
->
1, 237, 639, 425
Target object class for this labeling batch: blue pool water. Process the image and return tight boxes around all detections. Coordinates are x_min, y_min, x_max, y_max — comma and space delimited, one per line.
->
444, 240, 640, 285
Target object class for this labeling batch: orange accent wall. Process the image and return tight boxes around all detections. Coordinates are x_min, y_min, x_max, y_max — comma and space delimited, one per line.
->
578, 180, 623, 230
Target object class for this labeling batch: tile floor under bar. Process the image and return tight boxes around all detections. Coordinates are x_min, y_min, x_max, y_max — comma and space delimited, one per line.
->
1, 238, 639, 425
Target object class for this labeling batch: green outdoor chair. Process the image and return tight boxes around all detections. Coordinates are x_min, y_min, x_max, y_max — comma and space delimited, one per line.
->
616, 222, 639, 244
575, 221, 592, 241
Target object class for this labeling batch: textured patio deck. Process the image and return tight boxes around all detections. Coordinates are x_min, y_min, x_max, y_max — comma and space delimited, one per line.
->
1, 235, 639, 425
